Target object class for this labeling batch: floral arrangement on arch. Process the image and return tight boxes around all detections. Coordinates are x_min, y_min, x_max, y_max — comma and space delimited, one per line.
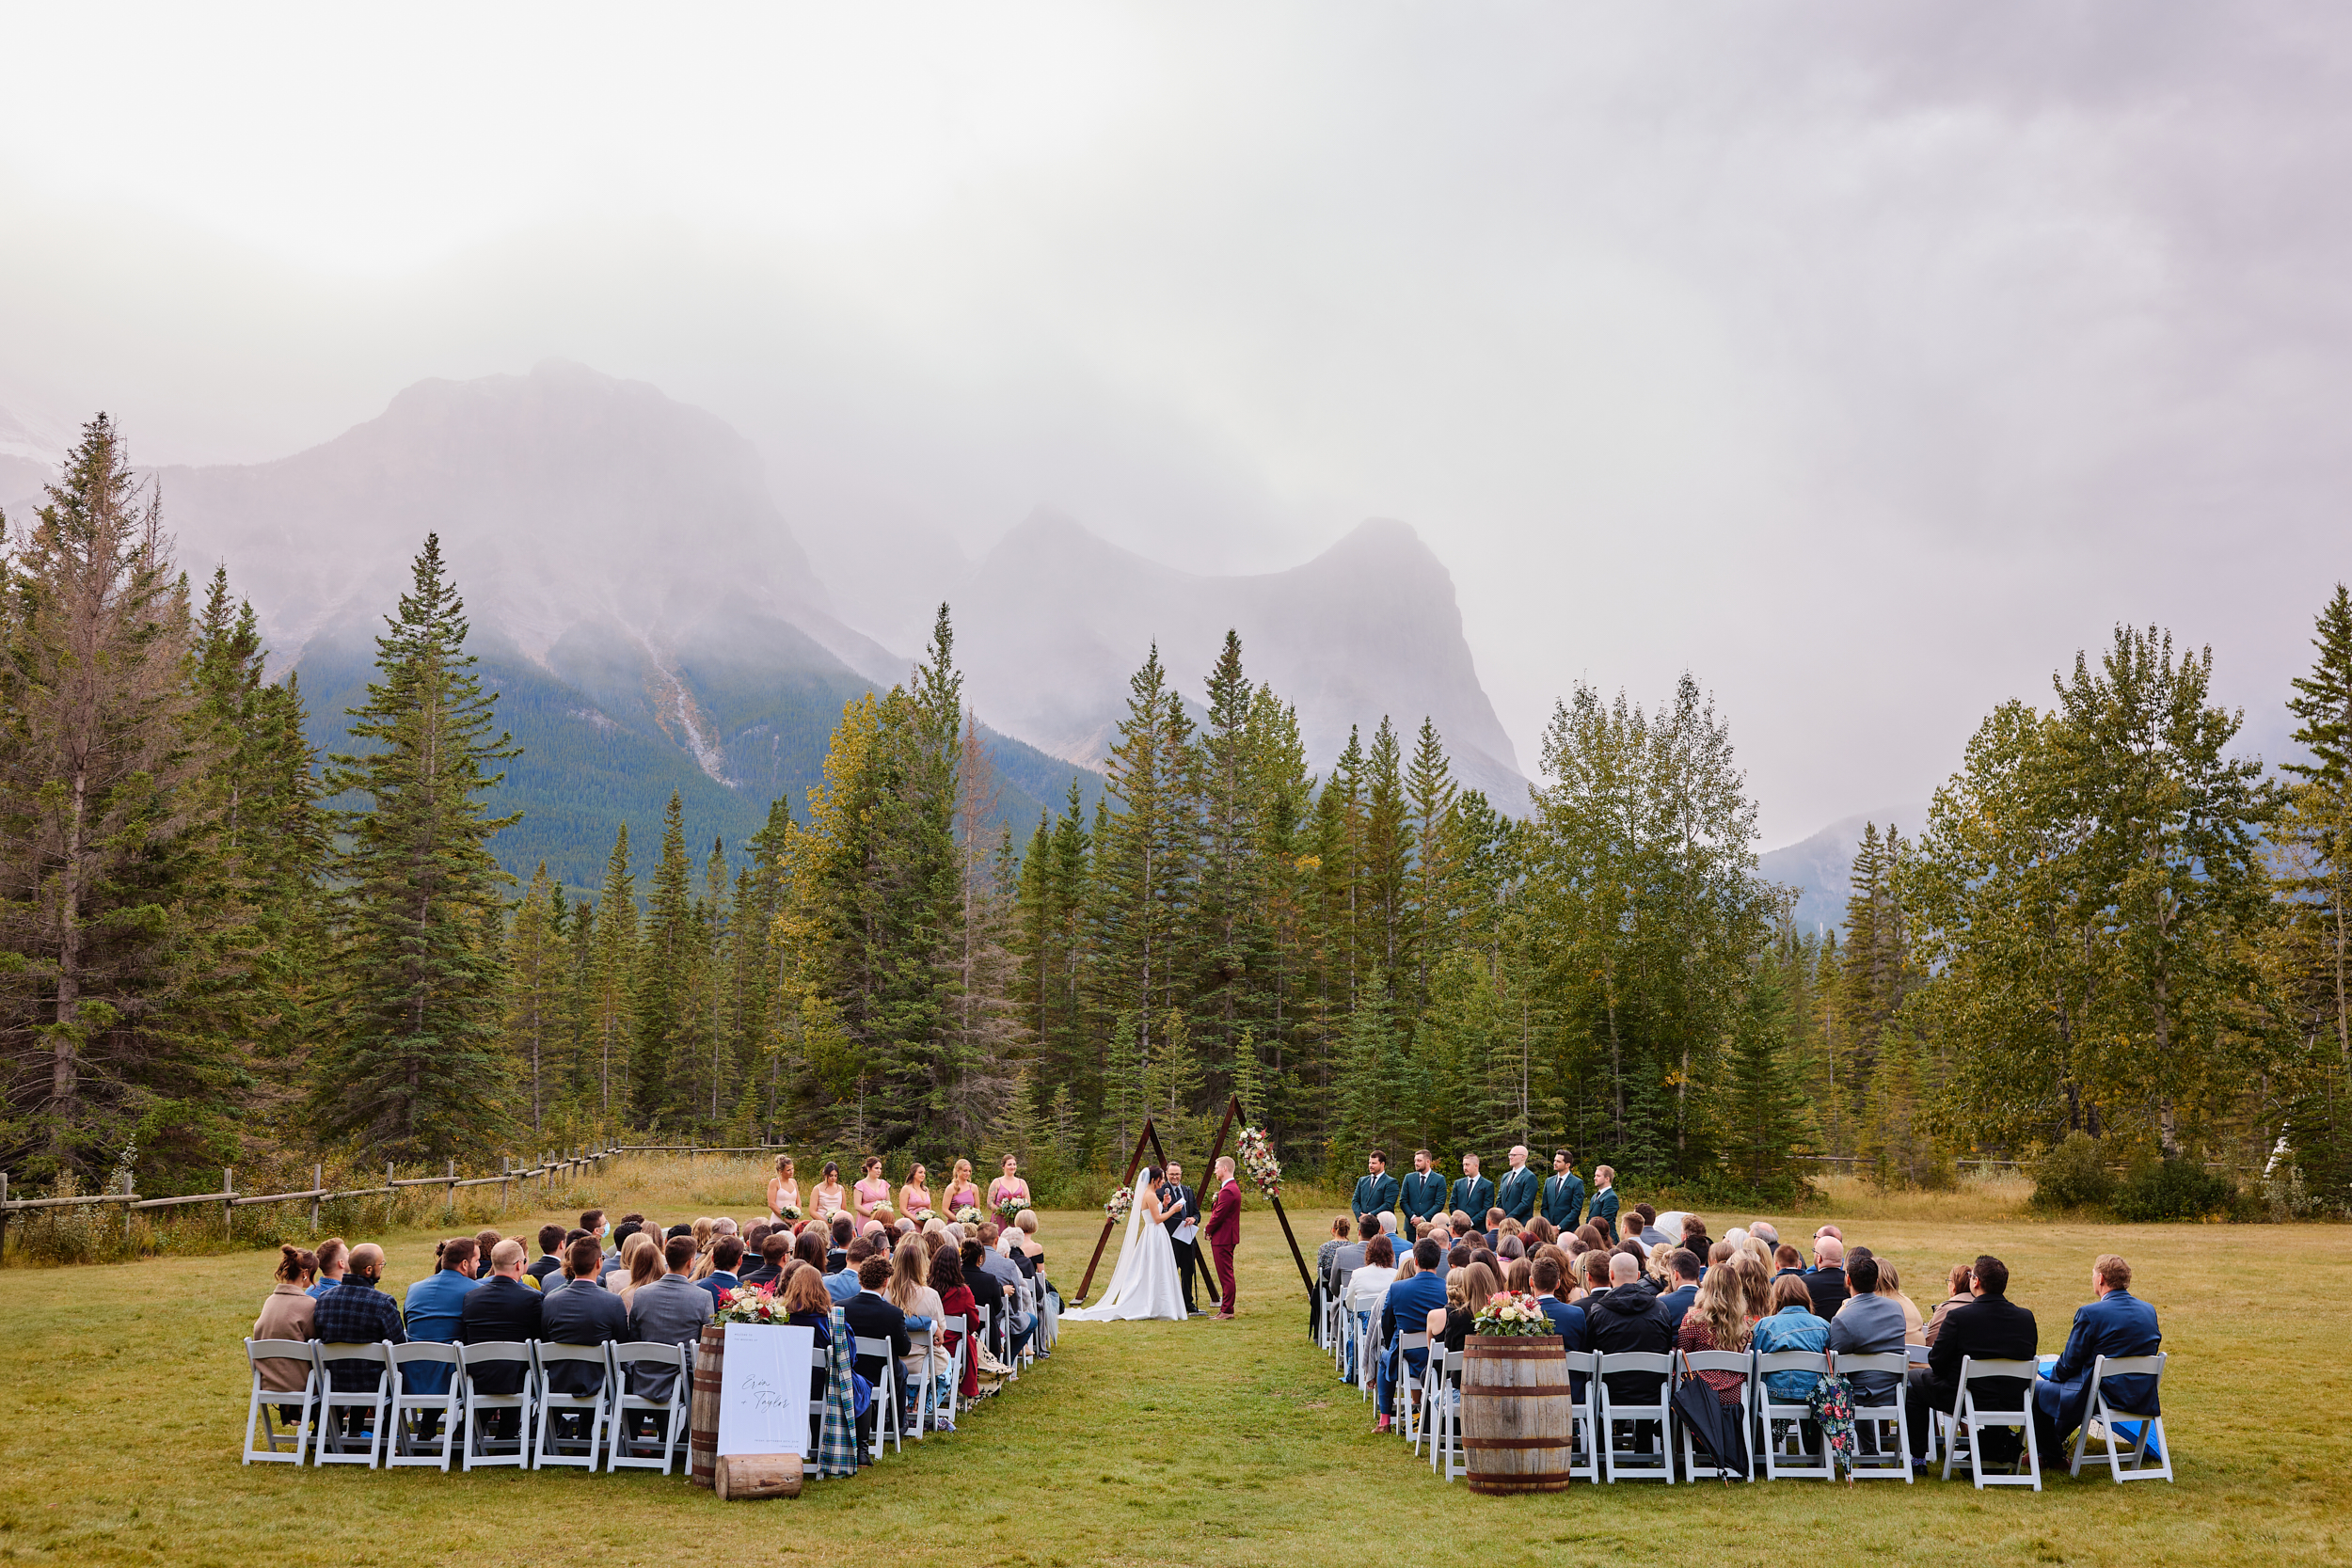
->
954, 1205, 982, 1227
1473, 1290, 1555, 1338
711, 1284, 784, 1325
1236, 1126, 1282, 1198
1104, 1185, 1134, 1224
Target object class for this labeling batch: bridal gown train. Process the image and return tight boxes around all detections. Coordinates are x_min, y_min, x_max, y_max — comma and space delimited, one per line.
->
1062, 1199, 1187, 1323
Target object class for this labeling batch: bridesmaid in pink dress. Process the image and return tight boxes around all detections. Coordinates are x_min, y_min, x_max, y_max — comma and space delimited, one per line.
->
988, 1154, 1032, 1218
898, 1164, 933, 1218
852, 1156, 893, 1221
944, 1158, 982, 1216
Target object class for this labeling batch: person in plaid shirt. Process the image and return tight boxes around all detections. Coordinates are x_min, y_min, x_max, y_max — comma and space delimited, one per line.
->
311, 1243, 405, 1438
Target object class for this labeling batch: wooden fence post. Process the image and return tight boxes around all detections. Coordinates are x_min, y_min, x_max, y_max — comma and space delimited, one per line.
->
386, 1163, 394, 1228
223, 1168, 234, 1238
1, 1171, 8, 1262
123, 1171, 135, 1244
446, 1158, 456, 1219
311, 1164, 322, 1235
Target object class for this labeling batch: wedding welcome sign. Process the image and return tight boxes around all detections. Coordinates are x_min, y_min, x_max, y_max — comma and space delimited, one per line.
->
716, 1323, 816, 1457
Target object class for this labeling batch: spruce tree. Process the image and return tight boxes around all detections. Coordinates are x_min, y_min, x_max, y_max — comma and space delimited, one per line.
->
635, 790, 692, 1123
312, 533, 519, 1159
505, 862, 561, 1135
593, 824, 636, 1122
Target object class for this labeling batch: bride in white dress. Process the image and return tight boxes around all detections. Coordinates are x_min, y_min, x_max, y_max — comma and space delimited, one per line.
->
1061, 1166, 1187, 1323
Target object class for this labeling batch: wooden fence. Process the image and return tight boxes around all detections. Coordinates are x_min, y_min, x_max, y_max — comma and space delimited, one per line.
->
0, 1143, 787, 1260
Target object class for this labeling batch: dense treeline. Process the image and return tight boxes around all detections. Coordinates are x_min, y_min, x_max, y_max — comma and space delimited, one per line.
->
5, 416, 2349, 1216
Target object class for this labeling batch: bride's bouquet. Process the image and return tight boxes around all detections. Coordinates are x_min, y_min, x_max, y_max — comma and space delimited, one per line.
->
1104, 1185, 1134, 1223
1237, 1125, 1282, 1197
1473, 1291, 1555, 1337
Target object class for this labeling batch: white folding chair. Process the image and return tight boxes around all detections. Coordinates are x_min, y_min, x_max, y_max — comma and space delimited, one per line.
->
1755, 1351, 1835, 1481
1413, 1342, 1444, 1459
607, 1342, 688, 1473
1567, 1352, 1600, 1483
1330, 1270, 1357, 1374
1906, 1344, 1937, 1463
2069, 1353, 2171, 1483
857, 1338, 904, 1455
905, 1329, 939, 1438
1391, 1331, 1429, 1440
456, 1341, 538, 1470
1677, 1351, 1755, 1481
1596, 1351, 1676, 1483
242, 1339, 318, 1465
532, 1342, 613, 1470
388, 1343, 463, 1469
1943, 1356, 2042, 1490
1836, 1353, 1914, 1481
313, 1340, 394, 1467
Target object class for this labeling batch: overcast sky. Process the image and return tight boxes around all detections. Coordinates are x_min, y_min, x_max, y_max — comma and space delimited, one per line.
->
3, 3, 2346, 844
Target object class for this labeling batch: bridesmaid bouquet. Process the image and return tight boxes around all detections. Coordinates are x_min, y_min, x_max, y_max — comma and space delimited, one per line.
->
1104, 1186, 1134, 1223
1473, 1291, 1554, 1337
954, 1205, 982, 1227
1237, 1126, 1283, 1197
911, 1208, 938, 1224
777, 1204, 802, 1223
995, 1196, 1025, 1223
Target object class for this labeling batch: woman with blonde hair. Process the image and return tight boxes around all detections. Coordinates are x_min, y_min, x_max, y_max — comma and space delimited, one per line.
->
1675, 1258, 1752, 1405
1733, 1251, 1772, 1323
769, 1155, 800, 1222
1874, 1259, 1925, 1337
619, 1236, 665, 1309
885, 1235, 951, 1430
943, 1157, 982, 1215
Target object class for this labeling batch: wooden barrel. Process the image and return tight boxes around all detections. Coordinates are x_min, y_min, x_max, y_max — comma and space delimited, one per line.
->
1461, 1334, 1574, 1495
688, 1325, 725, 1489
715, 1452, 803, 1499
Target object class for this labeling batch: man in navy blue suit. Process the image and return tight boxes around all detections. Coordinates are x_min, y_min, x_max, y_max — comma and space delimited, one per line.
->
1375, 1238, 1449, 1433
1451, 1153, 1494, 1228
2036, 1253, 2162, 1457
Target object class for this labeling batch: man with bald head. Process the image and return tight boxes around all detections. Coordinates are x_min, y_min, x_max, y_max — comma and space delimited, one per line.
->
1585, 1249, 1675, 1429
310, 1242, 405, 1441
1805, 1234, 1851, 1318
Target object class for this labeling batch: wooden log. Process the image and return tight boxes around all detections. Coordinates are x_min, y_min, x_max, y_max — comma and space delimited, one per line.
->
1461, 1334, 1575, 1495
689, 1324, 726, 1488
714, 1452, 803, 1499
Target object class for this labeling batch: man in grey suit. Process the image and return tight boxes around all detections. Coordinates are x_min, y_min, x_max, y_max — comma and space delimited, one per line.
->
626, 1238, 713, 1414
1828, 1255, 1910, 1454
539, 1237, 629, 1397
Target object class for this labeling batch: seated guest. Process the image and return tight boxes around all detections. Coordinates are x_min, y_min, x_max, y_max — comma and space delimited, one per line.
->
310, 1237, 348, 1300
1502, 1256, 1534, 1294
1533, 1255, 1587, 1397
310, 1243, 405, 1439
1873, 1259, 1925, 1338
252, 1244, 319, 1408
1656, 1250, 1701, 1330
792, 1227, 828, 1276
600, 1223, 642, 1285
1675, 1262, 1750, 1406
1827, 1255, 1908, 1410
539, 1236, 629, 1410
1923, 1263, 1975, 1346
1633, 1204, 1667, 1247
402, 1238, 481, 1404
829, 1234, 876, 1305
527, 1224, 566, 1288
960, 1238, 1006, 1359
1734, 1252, 1772, 1323
456, 1240, 544, 1436
929, 1245, 981, 1410
1317, 1216, 1351, 1291
1772, 1244, 1805, 1280
700, 1237, 745, 1303
1750, 1275, 1830, 1402
1375, 1237, 1449, 1432
1908, 1256, 2037, 1463
975, 1224, 1031, 1360
1804, 1236, 1850, 1318
1575, 1248, 1612, 1301
844, 1255, 912, 1455
1426, 1272, 1474, 1356
1014, 1210, 1049, 1296
1483, 1207, 1505, 1247
885, 1236, 952, 1432
624, 1239, 712, 1430
1332, 1215, 1378, 1287
1679, 1213, 1710, 1262
617, 1237, 665, 1309
2035, 1253, 2161, 1459
781, 1265, 837, 1451
580, 1209, 608, 1260
741, 1231, 789, 1290
1587, 1251, 1673, 1418
1749, 1220, 1780, 1254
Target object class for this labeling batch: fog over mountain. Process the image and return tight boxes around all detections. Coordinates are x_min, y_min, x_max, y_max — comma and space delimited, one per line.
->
6, 361, 1527, 888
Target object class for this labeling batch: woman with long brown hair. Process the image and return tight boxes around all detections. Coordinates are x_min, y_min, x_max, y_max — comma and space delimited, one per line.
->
1675, 1259, 1753, 1405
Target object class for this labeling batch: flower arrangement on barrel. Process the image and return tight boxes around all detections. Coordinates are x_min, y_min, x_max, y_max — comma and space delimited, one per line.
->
711, 1284, 785, 1324
1104, 1185, 1134, 1224
1236, 1126, 1282, 1197
1473, 1290, 1554, 1337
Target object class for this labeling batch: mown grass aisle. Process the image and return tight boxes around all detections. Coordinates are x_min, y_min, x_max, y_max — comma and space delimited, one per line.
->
0, 1202, 2346, 1567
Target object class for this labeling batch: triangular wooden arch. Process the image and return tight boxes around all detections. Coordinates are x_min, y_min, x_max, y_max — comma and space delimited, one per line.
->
1073, 1097, 1315, 1308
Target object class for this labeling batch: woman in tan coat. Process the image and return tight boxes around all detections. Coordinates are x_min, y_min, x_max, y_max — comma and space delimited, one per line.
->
252, 1245, 319, 1397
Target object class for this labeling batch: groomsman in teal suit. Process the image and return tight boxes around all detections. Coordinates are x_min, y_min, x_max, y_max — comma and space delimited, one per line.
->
1400, 1149, 1448, 1236
1352, 1149, 1401, 1230
1541, 1148, 1585, 1230
1496, 1145, 1539, 1225
1451, 1152, 1494, 1224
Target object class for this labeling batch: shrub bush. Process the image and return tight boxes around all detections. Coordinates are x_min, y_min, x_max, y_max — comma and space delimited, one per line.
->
2113, 1155, 2233, 1222
2029, 1131, 2117, 1212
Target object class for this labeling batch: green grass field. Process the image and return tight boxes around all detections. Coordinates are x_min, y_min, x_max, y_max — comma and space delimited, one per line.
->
1, 1166, 2344, 1568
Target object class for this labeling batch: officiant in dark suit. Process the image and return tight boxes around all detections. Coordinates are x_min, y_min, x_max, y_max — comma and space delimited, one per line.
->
1159, 1163, 1215, 1316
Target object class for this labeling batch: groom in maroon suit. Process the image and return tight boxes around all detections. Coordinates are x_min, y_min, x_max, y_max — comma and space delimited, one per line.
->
1207, 1156, 1242, 1320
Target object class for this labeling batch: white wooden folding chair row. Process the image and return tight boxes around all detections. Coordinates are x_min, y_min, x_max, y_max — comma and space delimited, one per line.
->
1942, 1356, 2044, 1490
243, 1338, 692, 1473
1677, 1351, 1756, 1482
2068, 1354, 2170, 1483
1597, 1351, 1677, 1482
858, 1336, 905, 1455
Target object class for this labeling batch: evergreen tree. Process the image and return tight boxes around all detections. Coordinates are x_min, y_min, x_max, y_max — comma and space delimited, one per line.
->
634, 790, 692, 1124
311, 534, 519, 1159
1405, 717, 1461, 1008
2280, 586, 2352, 1197
1716, 946, 1812, 1197
1090, 646, 1200, 1106
505, 862, 561, 1135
